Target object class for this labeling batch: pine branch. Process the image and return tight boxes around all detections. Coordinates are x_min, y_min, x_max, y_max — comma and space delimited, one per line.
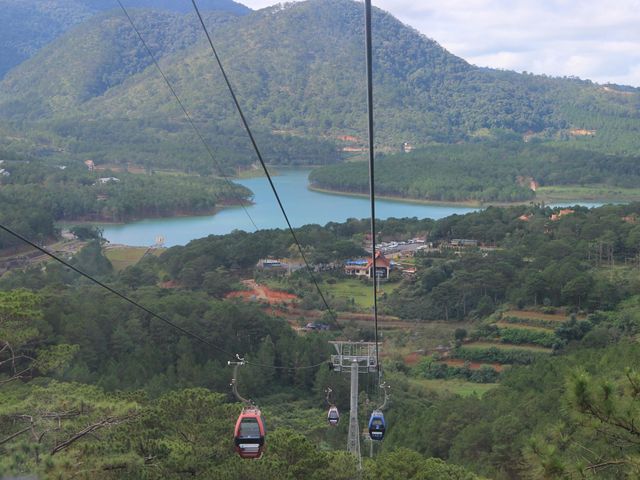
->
585, 459, 628, 472
0, 425, 32, 446
51, 415, 131, 455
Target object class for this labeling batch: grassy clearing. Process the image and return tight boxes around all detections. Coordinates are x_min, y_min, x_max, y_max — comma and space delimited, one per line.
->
464, 341, 552, 353
439, 358, 505, 372
411, 378, 497, 398
502, 310, 575, 322
153, 169, 194, 177
397, 257, 417, 267
384, 321, 474, 354
494, 321, 555, 332
322, 278, 401, 309
537, 185, 640, 202
104, 246, 163, 271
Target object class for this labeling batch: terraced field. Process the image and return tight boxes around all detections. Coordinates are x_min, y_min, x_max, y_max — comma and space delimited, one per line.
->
502, 309, 581, 322
433, 310, 564, 373
494, 321, 553, 332
440, 358, 505, 372
460, 341, 552, 353
104, 246, 164, 271
411, 378, 498, 398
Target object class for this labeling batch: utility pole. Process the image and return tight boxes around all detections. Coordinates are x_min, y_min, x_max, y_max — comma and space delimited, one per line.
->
330, 341, 380, 471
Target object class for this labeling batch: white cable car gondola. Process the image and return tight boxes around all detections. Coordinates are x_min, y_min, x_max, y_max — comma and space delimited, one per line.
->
327, 405, 340, 426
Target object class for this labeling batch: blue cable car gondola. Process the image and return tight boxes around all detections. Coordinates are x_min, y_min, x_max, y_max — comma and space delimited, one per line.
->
368, 410, 385, 441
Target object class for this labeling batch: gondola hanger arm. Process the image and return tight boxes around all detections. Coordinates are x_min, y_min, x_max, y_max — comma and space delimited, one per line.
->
229, 355, 252, 406
377, 382, 390, 411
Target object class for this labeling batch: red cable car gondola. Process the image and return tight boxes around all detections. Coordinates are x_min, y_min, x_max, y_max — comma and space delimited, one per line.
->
234, 406, 266, 459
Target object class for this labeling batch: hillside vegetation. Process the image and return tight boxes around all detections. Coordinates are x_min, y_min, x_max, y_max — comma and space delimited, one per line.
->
309, 142, 640, 203
0, 0, 249, 79
4, 207, 640, 477
0, 0, 638, 173
0, 159, 251, 250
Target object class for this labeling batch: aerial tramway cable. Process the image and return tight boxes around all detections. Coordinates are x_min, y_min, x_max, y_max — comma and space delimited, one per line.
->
116, 0, 338, 325
115, 0, 258, 232
4, 0, 392, 462
0, 222, 324, 371
364, 0, 381, 383
0, 223, 231, 356
2, 0, 384, 376
189, 0, 338, 324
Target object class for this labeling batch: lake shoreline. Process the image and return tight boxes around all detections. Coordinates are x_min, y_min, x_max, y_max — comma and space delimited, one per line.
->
64, 183, 622, 231
308, 184, 636, 207
55, 202, 251, 227
309, 185, 506, 207
97, 168, 620, 248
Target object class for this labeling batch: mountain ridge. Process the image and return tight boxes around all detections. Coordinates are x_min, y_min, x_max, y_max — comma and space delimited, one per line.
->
0, 0, 251, 79
0, 0, 639, 170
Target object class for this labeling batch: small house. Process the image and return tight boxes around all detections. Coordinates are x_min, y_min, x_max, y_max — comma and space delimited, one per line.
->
345, 252, 391, 279
402, 142, 414, 153
402, 267, 417, 279
366, 251, 391, 279
450, 239, 478, 248
97, 177, 120, 184
344, 259, 369, 277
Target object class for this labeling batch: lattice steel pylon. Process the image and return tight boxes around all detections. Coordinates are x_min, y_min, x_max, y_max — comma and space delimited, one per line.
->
329, 341, 380, 470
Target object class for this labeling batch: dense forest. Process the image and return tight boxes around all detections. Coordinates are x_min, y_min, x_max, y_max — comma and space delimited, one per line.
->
3, 0, 640, 477
151, 202, 640, 324
0, 159, 250, 250
4, 206, 640, 477
310, 142, 640, 203
1, 0, 639, 172
0, 0, 249, 79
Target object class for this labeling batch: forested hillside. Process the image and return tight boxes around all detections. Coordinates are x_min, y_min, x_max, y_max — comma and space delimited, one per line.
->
0, 0, 249, 79
4, 206, 640, 477
309, 142, 640, 203
1, 0, 639, 173
0, 159, 251, 250
6, 1, 640, 477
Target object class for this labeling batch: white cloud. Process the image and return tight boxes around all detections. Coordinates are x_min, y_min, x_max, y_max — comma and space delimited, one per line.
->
238, 0, 640, 86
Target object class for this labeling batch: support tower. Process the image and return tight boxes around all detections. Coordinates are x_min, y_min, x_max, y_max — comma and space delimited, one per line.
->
329, 341, 380, 468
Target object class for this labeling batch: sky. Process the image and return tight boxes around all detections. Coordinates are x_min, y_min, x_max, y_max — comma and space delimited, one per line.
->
239, 0, 640, 88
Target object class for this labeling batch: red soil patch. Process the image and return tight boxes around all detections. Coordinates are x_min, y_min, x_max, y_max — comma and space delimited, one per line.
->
440, 358, 504, 372
403, 352, 422, 366
227, 291, 257, 299
226, 280, 298, 305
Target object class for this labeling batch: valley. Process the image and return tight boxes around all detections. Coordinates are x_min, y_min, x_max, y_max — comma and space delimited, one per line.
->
2, 0, 640, 478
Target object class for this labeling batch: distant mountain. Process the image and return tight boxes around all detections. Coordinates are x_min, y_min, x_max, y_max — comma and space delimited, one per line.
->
0, 0, 250, 79
0, 0, 93, 79
80, 0, 251, 15
0, 10, 238, 118
0, 0, 639, 171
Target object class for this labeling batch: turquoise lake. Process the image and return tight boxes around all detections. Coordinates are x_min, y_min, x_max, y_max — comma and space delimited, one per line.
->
100, 168, 599, 247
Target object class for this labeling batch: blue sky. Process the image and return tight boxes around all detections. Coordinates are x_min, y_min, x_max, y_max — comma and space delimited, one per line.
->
239, 0, 640, 87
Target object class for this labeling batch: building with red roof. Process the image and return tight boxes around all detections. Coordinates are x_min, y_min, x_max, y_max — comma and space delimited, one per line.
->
344, 252, 391, 279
